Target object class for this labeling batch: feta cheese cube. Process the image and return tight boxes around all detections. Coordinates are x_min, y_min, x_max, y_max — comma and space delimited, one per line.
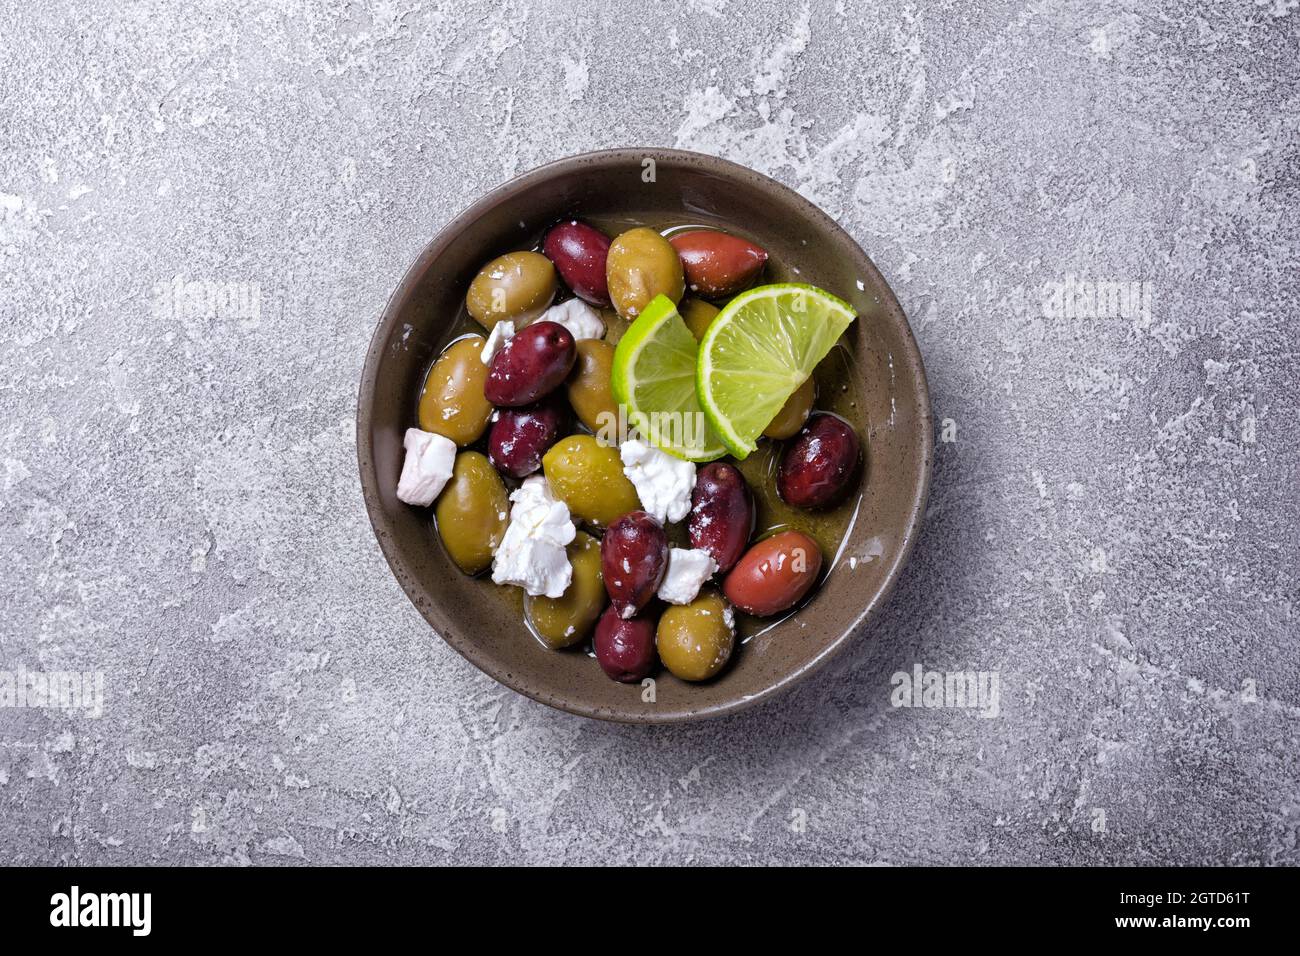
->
480, 320, 515, 364
539, 298, 605, 341
657, 547, 719, 605
620, 438, 695, 524
396, 428, 457, 506
491, 475, 576, 598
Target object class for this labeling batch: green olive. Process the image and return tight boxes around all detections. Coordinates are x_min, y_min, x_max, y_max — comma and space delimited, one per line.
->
606, 227, 685, 319
526, 532, 606, 648
418, 336, 493, 446
466, 251, 557, 328
763, 376, 816, 440
566, 339, 618, 435
434, 452, 509, 574
680, 298, 719, 342
656, 590, 734, 682
541, 434, 640, 528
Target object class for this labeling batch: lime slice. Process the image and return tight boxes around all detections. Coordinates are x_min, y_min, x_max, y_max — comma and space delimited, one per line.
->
611, 295, 728, 462
697, 283, 857, 459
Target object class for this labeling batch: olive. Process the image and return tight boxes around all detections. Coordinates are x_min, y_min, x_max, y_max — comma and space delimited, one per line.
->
656, 590, 735, 682
418, 336, 493, 446
542, 221, 612, 307
484, 321, 576, 407
763, 376, 816, 440
526, 531, 606, 648
466, 251, 557, 328
593, 606, 658, 682
606, 227, 685, 319
776, 413, 861, 509
668, 230, 768, 299
601, 511, 669, 619
723, 530, 822, 617
487, 395, 568, 478
566, 339, 618, 434
687, 462, 755, 574
541, 434, 640, 528
679, 298, 719, 342
434, 452, 510, 574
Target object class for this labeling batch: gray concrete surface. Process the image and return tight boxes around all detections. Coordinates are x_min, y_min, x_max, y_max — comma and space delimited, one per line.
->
2, 0, 1297, 866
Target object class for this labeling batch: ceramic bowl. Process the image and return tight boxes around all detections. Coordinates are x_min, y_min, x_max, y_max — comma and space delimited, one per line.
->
357, 148, 931, 723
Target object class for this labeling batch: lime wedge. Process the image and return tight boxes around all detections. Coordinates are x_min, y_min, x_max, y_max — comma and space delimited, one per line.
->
697, 283, 857, 459
611, 295, 728, 462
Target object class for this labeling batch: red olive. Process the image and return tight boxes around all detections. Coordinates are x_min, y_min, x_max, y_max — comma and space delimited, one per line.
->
687, 462, 755, 574
600, 511, 668, 619
484, 320, 576, 407
593, 606, 659, 682
542, 220, 612, 307
776, 413, 861, 509
723, 530, 823, 617
668, 230, 768, 298
487, 396, 568, 478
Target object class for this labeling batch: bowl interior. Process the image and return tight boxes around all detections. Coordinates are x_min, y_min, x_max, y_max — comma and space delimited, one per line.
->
358, 149, 932, 723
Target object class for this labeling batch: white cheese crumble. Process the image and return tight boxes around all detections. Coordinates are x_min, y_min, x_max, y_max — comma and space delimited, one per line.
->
395, 428, 456, 506
538, 298, 605, 341
480, 320, 515, 364
491, 475, 575, 598
657, 548, 718, 605
620, 438, 695, 524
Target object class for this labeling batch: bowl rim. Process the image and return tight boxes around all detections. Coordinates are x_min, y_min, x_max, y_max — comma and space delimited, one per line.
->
356, 147, 933, 724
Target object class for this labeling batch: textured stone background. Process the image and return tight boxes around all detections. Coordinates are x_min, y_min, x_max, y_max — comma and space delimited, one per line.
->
2, 0, 1297, 866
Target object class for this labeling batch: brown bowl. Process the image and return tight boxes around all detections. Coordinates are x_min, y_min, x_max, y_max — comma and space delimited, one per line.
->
357, 148, 932, 723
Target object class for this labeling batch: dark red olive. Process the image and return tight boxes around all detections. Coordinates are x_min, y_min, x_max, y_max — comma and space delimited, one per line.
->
600, 511, 668, 619
593, 606, 658, 682
724, 530, 823, 617
668, 230, 768, 298
777, 413, 861, 509
487, 397, 568, 478
483, 320, 576, 407
687, 462, 755, 573
543, 220, 612, 307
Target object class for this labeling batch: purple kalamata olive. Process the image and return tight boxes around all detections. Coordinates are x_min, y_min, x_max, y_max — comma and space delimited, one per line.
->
486, 397, 568, 478
593, 606, 659, 682
484, 320, 576, 407
542, 220, 612, 307
600, 511, 668, 619
687, 462, 755, 574
776, 413, 861, 509
668, 230, 768, 298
